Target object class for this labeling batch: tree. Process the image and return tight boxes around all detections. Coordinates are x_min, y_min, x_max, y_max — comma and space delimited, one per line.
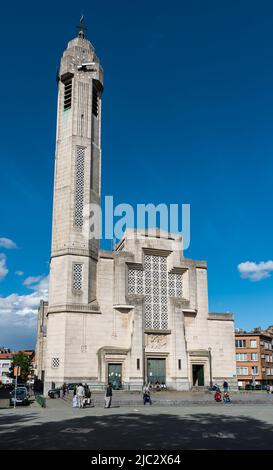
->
12, 352, 32, 382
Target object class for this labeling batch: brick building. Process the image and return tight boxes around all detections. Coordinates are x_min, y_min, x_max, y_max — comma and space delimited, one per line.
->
235, 326, 273, 388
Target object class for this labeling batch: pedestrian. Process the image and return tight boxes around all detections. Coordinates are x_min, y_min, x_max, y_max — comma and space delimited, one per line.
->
76, 383, 85, 408
104, 383, 112, 408
62, 382, 66, 398
214, 389, 222, 402
142, 383, 149, 394
223, 391, 231, 403
85, 385, 92, 406
142, 383, 152, 405
223, 379, 229, 393
72, 394, 78, 408
266, 384, 270, 394
155, 380, 161, 391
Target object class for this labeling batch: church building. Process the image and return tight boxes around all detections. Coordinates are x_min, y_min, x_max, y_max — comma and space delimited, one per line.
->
35, 22, 237, 393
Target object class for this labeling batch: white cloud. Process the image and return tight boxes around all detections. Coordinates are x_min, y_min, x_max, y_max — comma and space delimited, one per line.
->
0, 274, 49, 330
238, 261, 273, 282
0, 237, 17, 249
0, 254, 8, 281
15, 271, 24, 276
23, 275, 43, 287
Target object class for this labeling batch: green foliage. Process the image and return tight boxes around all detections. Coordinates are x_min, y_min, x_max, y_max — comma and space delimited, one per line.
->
35, 394, 46, 408
12, 352, 32, 382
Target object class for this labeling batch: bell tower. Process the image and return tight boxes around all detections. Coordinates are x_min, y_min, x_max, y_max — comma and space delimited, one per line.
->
45, 19, 103, 390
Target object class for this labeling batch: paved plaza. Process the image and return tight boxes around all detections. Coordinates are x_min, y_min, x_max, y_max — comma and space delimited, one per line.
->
1, 392, 273, 450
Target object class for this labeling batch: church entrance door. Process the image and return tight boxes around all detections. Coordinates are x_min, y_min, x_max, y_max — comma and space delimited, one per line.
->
147, 358, 166, 385
192, 364, 204, 386
108, 363, 122, 390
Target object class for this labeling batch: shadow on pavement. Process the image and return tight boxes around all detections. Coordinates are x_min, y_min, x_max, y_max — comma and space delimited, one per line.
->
1, 411, 273, 450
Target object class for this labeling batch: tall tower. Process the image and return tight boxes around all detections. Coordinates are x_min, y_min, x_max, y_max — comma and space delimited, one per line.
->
45, 20, 103, 391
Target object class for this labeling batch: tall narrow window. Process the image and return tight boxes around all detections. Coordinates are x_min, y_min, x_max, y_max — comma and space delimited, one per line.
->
74, 146, 85, 227
92, 83, 99, 117
73, 263, 83, 290
137, 358, 140, 370
252, 366, 258, 375
178, 359, 181, 370
63, 79, 72, 110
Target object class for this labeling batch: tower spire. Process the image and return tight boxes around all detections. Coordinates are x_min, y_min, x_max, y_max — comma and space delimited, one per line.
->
77, 14, 87, 38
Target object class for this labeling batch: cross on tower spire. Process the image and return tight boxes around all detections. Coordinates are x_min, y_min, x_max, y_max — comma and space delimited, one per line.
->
77, 14, 87, 38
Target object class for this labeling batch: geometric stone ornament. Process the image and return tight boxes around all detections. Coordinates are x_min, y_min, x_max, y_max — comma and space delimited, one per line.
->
128, 254, 183, 330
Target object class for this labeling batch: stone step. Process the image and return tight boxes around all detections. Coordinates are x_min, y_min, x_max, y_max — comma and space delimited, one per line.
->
60, 397, 273, 407
191, 386, 209, 392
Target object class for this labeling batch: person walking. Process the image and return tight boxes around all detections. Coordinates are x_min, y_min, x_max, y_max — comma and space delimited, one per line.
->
76, 383, 85, 408
223, 379, 229, 393
85, 385, 92, 406
72, 394, 78, 408
104, 383, 112, 408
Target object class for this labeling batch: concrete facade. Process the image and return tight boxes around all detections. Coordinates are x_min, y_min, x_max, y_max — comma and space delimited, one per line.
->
36, 28, 237, 393
35, 301, 48, 382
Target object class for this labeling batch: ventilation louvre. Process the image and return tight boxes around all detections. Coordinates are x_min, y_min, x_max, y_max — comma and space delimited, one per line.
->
63, 79, 72, 110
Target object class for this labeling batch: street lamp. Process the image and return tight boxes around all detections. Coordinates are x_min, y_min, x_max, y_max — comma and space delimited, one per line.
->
208, 347, 213, 388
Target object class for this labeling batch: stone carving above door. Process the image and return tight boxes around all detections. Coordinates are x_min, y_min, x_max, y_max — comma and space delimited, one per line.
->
147, 334, 167, 350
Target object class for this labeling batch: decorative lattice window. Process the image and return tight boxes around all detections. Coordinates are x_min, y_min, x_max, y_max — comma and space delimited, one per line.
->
169, 272, 183, 297
51, 357, 60, 369
128, 268, 145, 295
145, 255, 168, 330
74, 146, 85, 227
73, 263, 83, 290
128, 254, 184, 330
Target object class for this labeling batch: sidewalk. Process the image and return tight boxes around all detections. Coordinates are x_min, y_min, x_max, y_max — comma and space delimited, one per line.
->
50, 389, 273, 408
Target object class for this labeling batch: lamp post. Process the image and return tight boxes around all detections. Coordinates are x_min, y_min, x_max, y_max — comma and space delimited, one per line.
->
208, 347, 213, 388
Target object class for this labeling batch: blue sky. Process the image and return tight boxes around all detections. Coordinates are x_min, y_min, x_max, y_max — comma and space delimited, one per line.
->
0, 0, 273, 349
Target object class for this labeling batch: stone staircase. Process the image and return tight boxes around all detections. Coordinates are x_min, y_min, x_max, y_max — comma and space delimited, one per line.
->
191, 386, 210, 392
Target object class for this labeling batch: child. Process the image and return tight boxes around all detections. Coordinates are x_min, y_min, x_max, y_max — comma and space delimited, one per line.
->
223, 391, 231, 403
214, 389, 222, 402
72, 394, 78, 408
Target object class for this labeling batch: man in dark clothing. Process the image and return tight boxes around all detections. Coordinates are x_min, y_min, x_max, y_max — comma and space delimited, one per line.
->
85, 385, 92, 406
223, 380, 229, 392
104, 383, 112, 408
